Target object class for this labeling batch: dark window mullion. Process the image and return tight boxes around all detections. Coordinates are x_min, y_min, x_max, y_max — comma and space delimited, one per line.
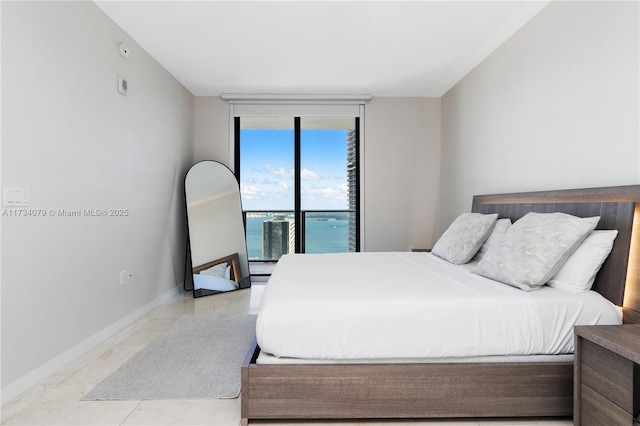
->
294, 117, 302, 253
234, 117, 241, 184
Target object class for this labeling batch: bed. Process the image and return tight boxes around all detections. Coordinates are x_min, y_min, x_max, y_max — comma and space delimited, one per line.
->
241, 185, 640, 424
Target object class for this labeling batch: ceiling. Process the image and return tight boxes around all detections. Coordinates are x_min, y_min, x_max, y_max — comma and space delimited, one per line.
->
95, 1, 551, 97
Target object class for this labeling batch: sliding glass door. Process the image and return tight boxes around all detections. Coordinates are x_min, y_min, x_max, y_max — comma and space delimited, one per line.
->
300, 117, 359, 254
236, 116, 359, 266
237, 117, 295, 261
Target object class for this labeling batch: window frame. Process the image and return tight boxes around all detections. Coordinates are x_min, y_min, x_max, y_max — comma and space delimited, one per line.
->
222, 93, 369, 253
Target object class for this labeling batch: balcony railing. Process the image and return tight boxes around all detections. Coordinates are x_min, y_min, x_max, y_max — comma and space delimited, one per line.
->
243, 210, 357, 263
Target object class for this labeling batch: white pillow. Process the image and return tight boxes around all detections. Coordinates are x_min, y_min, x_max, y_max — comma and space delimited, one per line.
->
200, 262, 228, 278
432, 213, 498, 265
547, 230, 618, 292
473, 218, 511, 262
473, 212, 600, 291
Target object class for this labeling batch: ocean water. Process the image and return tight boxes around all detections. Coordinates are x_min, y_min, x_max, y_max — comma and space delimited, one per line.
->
246, 213, 351, 260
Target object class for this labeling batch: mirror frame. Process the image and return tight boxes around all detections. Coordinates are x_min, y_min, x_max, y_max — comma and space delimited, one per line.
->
183, 160, 251, 298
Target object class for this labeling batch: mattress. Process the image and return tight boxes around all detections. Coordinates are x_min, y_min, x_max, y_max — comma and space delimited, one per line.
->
256, 252, 622, 361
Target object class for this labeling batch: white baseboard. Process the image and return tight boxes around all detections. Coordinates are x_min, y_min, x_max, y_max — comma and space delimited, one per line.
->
1, 285, 180, 406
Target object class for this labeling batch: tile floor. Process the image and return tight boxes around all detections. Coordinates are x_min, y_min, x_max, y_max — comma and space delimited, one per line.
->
1, 284, 572, 426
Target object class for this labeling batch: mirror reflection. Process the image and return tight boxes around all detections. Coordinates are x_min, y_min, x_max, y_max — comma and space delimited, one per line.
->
184, 161, 251, 297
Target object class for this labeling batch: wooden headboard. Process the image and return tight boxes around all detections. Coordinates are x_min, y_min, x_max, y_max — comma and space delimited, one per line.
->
471, 185, 640, 324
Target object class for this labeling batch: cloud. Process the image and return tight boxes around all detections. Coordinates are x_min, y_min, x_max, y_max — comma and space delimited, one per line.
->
241, 184, 261, 197
259, 164, 322, 180
267, 165, 293, 178
242, 165, 350, 209
301, 168, 320, 180
302, 184, 348, 204
260, 177, 279, 185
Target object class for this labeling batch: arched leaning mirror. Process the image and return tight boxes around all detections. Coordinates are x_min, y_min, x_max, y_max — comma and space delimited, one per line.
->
184, 160, 251, 297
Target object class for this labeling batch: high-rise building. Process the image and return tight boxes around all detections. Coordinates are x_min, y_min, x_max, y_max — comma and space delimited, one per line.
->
262, 215, 296, 260
346, 129, 358, 252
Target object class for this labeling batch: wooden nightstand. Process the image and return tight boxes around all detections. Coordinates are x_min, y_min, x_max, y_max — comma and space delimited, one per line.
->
574, 325, 640, 425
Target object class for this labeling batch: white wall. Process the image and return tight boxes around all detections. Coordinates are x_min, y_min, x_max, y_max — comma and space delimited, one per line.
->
440, 0, 639, 232
193, 97, 441, 251
1, 1, 194, 399
364, 97, 441, 251
194, 97, 231, 164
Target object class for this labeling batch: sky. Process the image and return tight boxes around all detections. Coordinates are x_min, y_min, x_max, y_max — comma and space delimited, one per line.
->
239, 129, 350, 211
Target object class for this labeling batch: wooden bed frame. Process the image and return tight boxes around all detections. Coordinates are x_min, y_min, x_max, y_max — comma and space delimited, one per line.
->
241, 185, 640, 424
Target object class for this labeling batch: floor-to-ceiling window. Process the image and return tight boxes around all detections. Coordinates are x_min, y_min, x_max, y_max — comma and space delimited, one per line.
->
223, 94, 370, 277
235, 116, 360, 275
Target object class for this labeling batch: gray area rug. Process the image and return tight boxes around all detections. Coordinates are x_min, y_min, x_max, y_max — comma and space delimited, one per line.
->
84, 314, 256, 400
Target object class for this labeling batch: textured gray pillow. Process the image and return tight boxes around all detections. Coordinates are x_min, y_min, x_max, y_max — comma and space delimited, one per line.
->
432, 213, 498, 264
473, 212, 600, 291
473, 218, 512, 262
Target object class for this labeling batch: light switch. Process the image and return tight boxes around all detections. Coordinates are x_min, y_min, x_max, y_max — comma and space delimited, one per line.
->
3, 187, 29, 207
118, 76, 128, 96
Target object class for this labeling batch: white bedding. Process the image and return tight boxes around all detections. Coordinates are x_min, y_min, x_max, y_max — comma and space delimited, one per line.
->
256, 252, 622, 361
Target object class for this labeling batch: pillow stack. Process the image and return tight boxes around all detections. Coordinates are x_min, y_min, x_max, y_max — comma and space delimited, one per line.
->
473, 212, 600, 291
432, 211, 617, 292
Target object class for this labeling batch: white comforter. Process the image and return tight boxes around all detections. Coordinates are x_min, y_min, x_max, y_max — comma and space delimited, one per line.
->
256, 252, 622, 360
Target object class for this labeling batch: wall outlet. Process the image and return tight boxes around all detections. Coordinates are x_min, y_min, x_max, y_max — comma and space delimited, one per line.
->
119, 270, 128, 285
128, 268, 134, 282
